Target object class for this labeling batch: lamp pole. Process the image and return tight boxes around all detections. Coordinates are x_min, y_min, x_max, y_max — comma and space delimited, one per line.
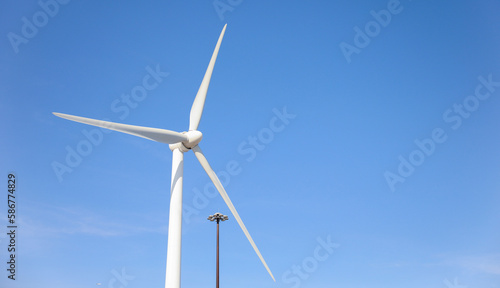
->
208, 212, 228, 288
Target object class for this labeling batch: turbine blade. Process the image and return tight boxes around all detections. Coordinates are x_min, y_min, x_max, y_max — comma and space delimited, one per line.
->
53, 112, 188, 144
192, 145, 275, 281
189, 24, 227, 131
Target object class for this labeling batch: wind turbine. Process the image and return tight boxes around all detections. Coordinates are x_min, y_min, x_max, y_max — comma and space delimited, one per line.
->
53, 24, 275, 288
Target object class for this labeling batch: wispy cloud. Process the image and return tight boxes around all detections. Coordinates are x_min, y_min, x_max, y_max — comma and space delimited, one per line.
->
361, 253, 500, 276
425, 253, 500, 276
19, 203, 168, 238
451, 254, 500, 275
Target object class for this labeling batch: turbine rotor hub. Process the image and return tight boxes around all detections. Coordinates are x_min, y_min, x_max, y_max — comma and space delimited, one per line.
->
169, 130, 203, 151
184, 130, 203, 148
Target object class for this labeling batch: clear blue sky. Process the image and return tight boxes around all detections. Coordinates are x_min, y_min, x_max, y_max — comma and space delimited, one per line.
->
1, 1, 500, 287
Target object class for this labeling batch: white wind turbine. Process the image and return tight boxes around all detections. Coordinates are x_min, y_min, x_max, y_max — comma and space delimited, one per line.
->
53, 24, 274, 288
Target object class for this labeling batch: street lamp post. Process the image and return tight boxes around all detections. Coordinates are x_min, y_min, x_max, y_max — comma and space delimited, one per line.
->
208, 212, 228, 288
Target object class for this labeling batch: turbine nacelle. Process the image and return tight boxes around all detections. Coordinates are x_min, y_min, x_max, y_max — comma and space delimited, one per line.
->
169, 130, 203, 152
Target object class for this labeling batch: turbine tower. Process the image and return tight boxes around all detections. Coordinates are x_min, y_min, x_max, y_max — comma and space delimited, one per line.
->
53, 24, 274, 288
